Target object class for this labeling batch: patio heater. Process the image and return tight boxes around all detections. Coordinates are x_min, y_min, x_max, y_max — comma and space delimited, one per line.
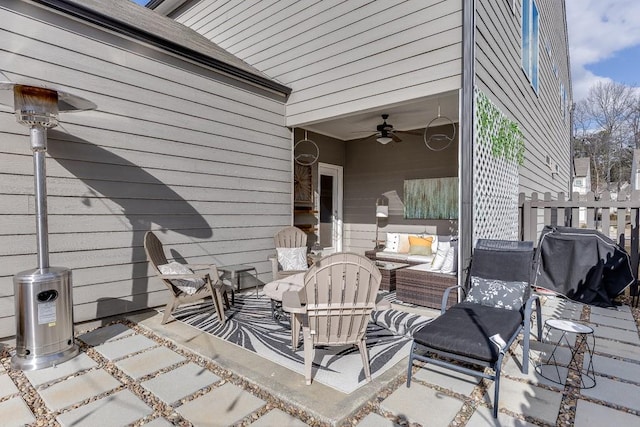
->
0, 83, 96, 370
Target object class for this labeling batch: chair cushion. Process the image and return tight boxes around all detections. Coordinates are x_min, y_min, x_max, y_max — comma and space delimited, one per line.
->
276, 247, 308, 271
413, 301, 524, 363
158, 262, 205, 295
466, 277, 528, 310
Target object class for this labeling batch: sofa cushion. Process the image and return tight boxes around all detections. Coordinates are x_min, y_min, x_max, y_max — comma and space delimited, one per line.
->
431, 245, 449, 270
375, 251, 410, 262
398, 233, 412, 253
409, 235, 433, 255
383, 233, 400, 252
406, 254, 435, 264
441, 241, 457, 274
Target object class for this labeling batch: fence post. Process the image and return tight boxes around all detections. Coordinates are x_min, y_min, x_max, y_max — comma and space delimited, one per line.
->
571, 192, 580, 227
586, 191, 596, 229
557, 192, 566, 226
630, 191, 639, 299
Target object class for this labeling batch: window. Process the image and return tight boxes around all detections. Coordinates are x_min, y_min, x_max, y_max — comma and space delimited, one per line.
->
574, 179, 583, 187
522, 0, 540, 92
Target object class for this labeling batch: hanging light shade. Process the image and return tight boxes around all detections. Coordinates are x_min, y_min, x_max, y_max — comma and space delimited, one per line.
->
376, 130, 392, 144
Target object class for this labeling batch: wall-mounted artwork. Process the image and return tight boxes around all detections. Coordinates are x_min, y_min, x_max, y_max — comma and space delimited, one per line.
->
404, 177, 458, 219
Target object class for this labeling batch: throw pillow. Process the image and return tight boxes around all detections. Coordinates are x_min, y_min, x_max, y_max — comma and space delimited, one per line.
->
158, 261, 205, 295
408, 235, 433, 255
422, 234, 439, 253
440, 243, 456, 273
276, 247, 308, 271
397, 233, 411, 253
383, 233, 400, 252
431, 245, 450, 270
466, 276, 528, 310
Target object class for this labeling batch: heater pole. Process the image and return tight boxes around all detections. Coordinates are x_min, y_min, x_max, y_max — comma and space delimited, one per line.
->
31, 126, 50, 270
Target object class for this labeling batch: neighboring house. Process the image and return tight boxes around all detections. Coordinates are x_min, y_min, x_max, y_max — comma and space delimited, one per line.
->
0, 0, 572, 337
573, 157, 591, 195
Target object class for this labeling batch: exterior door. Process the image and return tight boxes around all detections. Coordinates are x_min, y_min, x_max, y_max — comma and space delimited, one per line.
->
317, 163, 343, 253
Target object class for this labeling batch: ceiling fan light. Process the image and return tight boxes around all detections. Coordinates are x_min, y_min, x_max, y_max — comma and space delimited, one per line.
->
377, 136, 392, 144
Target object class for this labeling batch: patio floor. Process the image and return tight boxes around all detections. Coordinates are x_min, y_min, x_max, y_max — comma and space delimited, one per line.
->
1, 293, 639, 426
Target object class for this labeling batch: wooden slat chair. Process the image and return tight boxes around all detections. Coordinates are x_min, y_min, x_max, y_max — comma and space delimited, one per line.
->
144, 231, 227, 325
282, 252, 382, 385
270, 226, 308, 281
407, 240, 543, 418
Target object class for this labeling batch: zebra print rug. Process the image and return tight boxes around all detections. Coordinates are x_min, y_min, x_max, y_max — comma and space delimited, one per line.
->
172, 292, 431, 394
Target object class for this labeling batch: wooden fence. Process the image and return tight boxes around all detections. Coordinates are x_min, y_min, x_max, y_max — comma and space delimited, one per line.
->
519, 191, 639, 301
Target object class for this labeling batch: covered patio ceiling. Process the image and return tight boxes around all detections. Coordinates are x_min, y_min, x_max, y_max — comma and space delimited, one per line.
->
300, 90, 459, 142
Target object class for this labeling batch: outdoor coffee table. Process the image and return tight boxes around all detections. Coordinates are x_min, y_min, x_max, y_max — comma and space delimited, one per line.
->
263, 273, 305, 320
536, 318, 596, 388
375, 261, 410, 291
218, 264, 259, 298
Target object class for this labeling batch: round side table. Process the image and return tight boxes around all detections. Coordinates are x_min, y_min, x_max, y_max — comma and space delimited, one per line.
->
536, 318, 596, 388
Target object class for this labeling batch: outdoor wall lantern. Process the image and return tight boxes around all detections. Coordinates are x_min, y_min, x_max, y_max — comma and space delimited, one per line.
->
0, 82, 96, 370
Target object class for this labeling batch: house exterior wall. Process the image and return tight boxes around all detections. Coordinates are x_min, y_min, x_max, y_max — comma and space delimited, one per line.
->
173, 0, 463, 127
475, 0, 572, 198
0, 1, 289, 338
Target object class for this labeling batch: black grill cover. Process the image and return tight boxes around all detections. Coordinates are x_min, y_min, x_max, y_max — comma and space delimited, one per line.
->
533, 226, 634, 307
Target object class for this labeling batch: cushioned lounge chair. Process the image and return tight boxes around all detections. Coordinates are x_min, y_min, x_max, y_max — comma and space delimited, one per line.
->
407, 239, 542, 418
144, 231, 228, 325
282, 252, 382, 385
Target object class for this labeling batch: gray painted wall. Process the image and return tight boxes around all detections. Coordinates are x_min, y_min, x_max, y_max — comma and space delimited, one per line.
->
0, 1, 289, 338
174, 0, 463, 127
475, 0, 572, 195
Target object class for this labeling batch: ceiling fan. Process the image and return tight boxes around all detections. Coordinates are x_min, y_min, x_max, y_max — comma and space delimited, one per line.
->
374, 114, 401, 144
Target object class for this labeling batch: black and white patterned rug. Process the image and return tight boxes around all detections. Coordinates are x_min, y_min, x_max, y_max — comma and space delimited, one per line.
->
172, 292, 431, 394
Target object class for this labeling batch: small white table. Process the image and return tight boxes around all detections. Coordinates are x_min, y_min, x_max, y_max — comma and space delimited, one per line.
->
536, 318, 596, 388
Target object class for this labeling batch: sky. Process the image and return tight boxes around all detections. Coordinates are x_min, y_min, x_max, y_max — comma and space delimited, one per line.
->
565, 0, 640, 101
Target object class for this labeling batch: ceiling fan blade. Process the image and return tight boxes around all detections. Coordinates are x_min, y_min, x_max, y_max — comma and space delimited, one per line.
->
392, 133, 402, 143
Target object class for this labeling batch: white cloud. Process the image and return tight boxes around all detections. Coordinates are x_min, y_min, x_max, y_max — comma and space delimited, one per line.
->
566, 0, 640, 100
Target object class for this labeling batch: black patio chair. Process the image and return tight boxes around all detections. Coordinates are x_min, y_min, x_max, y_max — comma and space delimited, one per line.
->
407, 239, 542, 418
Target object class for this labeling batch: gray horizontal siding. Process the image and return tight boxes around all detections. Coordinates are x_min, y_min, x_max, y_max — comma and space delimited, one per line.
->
475, 0, 571, 195
0, 2, 291, 338
175, 0, 463, 127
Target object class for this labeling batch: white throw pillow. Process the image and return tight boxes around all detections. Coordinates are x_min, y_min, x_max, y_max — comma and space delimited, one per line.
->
431, 246, 450, 271
397, 233, 411, 253
158, 261, 205, 295
440, 243, 456, 273
276, 247, 308, 271
383, 233, 400, 252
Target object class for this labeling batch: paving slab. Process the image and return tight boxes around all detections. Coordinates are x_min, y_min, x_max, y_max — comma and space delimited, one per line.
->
249, 409, 308, 426
580, 375, 640, 411
590, 324, 639, 344
587, 354, 640, 383
380, 382, 462, 426
142, 362, 220, 404
144, 417, 175, 427
589, 312, 636, 330
177, 383, 265, 427
413, 364, 480, 395
574, 399, 640, 427
590, 305, 631, 318
593, 337, 640, 360
355, 412, 400, 426
541, 307, 582, 321
39, 369, 121, 411
115, 346, 185, 379
0, 373, 19, 398
466, 406, 536, 427
485, 377, 562, 425
0, 397, 36, 425
78, 323, 134, 346
93, 333, 157, 361
24, 353, 98, 386
502, 352, 568, 389
56, 389, 152, 427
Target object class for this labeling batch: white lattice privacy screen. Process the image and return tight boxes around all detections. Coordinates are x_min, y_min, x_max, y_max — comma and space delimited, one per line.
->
473, 88, 520, 241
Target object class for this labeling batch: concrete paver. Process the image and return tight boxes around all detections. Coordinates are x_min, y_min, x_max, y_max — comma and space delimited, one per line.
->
589, 312, 636, 329
485, 377, 562, 425
413, 364, 480, 395
142, 362, 221, 404
593, 337, 640, 360
381, 382, 462, 426
56, 389, 152, 427
39, 369, 121, 411
574, 399, 640, 427
177, 382, 265, 427
355, 412, 399, 426
590, 324, 639, 344
580, 375, 640, 411
0, 397, 36, 426
466, 406, 537, 427
93, 333, 157, 361
590, 305, 631, 318
116, 346, 185, 379
144, 417, 175, 426
78, 323, 134, 346
587, 353, 640, 382
249, 409, 308, 426
24, 353, 97, 386
0, 373, 19, 398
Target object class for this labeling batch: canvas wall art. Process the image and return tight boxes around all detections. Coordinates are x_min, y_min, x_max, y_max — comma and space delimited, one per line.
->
404, 177, 458, 219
